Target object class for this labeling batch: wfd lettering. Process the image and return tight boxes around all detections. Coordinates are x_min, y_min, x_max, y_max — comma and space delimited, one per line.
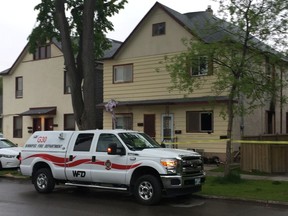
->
72, 170, 86, 177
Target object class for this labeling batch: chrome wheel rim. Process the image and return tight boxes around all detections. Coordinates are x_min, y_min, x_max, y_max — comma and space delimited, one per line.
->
37, 173, 48, 189
138, 181, 153, 200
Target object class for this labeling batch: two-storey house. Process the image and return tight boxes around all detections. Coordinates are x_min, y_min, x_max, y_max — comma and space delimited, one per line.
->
100, 2, 288, 160
0, 38, 121, 146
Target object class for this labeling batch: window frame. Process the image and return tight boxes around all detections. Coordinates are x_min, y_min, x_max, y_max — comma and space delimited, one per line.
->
186, 111, 213, 133
13, 116, 23, 138
15, 76, 23, 98
115, 113, 133, 130
190, 56, 208, 76
152, 22, 166, 36
64, 71, 71, 94
113, 64, 133, 84
33, 44, 51, 60
64, 114, 75, 130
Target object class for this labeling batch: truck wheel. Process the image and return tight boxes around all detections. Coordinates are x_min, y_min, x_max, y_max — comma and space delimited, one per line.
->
134, 175, 162, 205
33, 168, 55, 193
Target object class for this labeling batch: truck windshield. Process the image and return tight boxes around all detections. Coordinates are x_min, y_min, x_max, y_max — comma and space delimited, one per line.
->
118, 132, 161, 150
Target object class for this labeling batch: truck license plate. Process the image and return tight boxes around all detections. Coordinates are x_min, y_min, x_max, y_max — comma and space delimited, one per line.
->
195, 178, 201, 185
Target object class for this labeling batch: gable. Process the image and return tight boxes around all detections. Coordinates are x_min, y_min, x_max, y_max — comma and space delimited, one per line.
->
114, 6, 195, 59
2, 42, 63, 76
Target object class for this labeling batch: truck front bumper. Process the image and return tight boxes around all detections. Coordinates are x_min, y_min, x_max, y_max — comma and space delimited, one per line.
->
160, 174, 205, 196
160, 174, 205, 189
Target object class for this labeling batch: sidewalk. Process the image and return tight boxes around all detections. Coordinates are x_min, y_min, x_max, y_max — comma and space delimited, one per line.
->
204, 165, 288, 182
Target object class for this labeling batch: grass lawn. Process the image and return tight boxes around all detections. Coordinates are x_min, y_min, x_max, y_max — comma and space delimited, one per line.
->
0, 168, 23, 177
199, 176, 288, 203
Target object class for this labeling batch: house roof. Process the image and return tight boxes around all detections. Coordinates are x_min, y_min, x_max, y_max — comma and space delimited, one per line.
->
19, 107, 57, 116
105, 1, 286, 61
97, 96, 230, 108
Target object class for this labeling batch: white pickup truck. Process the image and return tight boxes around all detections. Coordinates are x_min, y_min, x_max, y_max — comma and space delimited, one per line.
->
20, 130, 205, 205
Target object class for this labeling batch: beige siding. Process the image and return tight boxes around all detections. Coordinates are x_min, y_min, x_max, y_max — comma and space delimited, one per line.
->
116, 7, 193, 59
103, 104, 228, 154
104, 54, 218, 102
102, 5, 230, 156
2, 43, 73, 145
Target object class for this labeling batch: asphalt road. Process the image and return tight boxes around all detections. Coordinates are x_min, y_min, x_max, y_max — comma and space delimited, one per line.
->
1, 177, 288, 216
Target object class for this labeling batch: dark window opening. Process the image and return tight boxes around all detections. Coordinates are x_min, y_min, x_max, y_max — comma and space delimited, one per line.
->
64, 114, 75, 130
13, 116, 23, 138
33, 44, 51, 60
15, 77, 23, 98
186, 111, 213, 133
152, 22, 166, 36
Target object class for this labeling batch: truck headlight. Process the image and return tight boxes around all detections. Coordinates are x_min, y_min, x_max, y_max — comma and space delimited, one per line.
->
161, 159, 178, 174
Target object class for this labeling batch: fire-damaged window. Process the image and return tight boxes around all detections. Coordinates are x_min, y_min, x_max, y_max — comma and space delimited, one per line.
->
186, 111, 213, 133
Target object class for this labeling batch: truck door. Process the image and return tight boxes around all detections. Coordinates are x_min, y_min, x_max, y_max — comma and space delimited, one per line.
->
65, 133, 95, 182
91, 133, 128, 185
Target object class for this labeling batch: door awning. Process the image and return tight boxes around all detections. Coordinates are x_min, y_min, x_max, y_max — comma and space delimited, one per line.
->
19, 107, 57, 116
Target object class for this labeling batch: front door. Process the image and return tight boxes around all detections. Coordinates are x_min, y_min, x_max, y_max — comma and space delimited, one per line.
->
45, 118, 54, 131
144, 114, 155, 139
91, 133, 128, 185
65, 133, 95, 182
33, 118, 41, 132
162, 114, 174, 142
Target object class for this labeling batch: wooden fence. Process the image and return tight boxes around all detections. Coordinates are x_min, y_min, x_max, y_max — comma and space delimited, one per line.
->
241, 135, 288, 174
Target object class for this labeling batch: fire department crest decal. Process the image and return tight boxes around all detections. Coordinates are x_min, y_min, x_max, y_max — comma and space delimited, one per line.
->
105, 160, 112, 170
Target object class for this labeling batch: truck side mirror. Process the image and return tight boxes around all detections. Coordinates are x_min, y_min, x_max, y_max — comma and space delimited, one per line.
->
107, 143, 126, 155
107, 143, 117, 155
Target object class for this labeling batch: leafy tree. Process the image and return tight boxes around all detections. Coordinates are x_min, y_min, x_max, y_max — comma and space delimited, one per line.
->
163, 0, 288, 176
28, 0, 127, 130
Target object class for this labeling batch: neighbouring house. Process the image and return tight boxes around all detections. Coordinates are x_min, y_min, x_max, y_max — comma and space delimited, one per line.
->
0, 38, 121, 146
99, 2, 288, 160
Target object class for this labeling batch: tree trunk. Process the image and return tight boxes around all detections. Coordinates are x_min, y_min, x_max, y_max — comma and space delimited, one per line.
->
224, 83, 237, 176
81, 0, 98, 129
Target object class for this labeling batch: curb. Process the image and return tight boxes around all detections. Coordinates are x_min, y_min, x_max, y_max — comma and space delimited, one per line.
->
196, 194, 288, 207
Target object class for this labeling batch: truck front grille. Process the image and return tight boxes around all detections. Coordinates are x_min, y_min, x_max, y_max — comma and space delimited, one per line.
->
181, 156, 203, 175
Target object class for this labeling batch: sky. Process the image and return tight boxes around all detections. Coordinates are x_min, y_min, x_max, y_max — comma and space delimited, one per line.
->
0, 0, 219, 72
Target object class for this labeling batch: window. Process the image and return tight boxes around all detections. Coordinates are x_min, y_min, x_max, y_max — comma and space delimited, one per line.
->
96, 133, 122, 152
73, 133, 94, 152
113, 64, 133, 83
152, 22, 166, 36
186, 111, 213, 133
15, 77, 23, 98
64, 114, 75, 130
115, 114, 133, 130
64, 71, 71, 94
190, 56, 208, 76
33, 45, 51, 60
13, 116, 23, 138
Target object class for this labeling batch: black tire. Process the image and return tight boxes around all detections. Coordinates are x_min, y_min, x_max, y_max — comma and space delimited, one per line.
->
33, 168, 55, 193
0, 161, 2, 170
134, 175, 162, 205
